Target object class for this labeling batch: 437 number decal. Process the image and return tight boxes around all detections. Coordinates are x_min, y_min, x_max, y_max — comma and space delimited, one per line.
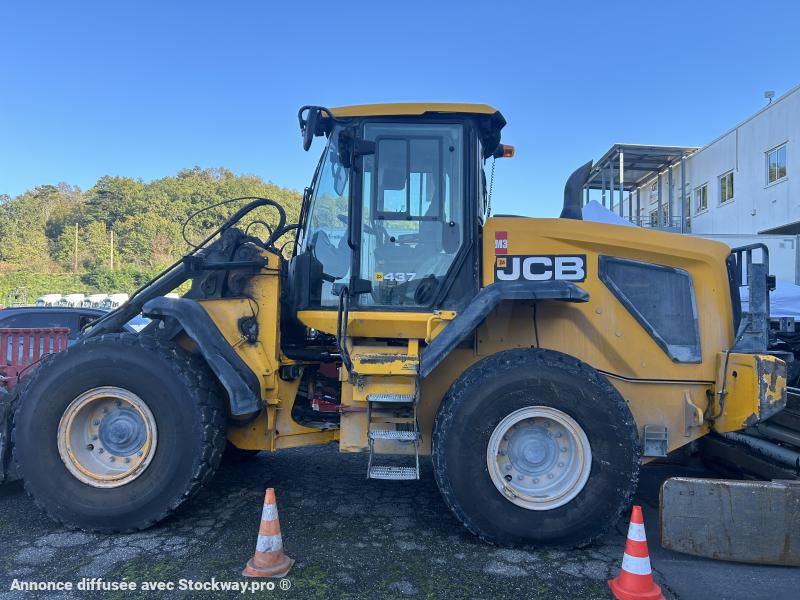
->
375, 272, 417, 282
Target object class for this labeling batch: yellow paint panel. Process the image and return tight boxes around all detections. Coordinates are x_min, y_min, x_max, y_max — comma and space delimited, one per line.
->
482, 217, 735, 383
712, 352, 787, 433
329, 102, 498, 118
298, 309, 454, 340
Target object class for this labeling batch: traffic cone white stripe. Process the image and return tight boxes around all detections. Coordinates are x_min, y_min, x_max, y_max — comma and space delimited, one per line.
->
261, 503, 278, 521
627, 522, 647, 542
621, 553, 652, 576
256, 534, 284, 553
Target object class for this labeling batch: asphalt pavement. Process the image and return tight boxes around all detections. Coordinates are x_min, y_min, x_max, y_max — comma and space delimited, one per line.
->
0, 445, 797, 599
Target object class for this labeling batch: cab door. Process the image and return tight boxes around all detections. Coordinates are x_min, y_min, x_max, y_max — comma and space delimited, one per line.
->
356, 122, 468, 309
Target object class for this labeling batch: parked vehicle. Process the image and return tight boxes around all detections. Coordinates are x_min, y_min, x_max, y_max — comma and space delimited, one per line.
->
2, 103, 787, 556
101, 293, 129, 309
81, 294, 108, 308
0, 307, 146, 342
58, 294, 86, 308
34, 294, 62, 307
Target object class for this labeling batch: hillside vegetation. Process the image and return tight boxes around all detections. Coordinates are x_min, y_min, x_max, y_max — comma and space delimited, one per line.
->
0, 167, 302, 302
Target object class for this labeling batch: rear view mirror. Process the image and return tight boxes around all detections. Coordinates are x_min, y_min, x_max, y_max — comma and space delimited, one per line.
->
302, 108, 320, 151
298, 106, 331, 152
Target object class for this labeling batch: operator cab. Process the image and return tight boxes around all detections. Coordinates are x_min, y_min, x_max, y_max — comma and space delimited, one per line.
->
289, 103, 508, 315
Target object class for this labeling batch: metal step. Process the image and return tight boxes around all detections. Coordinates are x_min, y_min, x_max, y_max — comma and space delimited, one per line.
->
369, 429, 418, 441
367, 393, 415, 404
368, 466, 418, 480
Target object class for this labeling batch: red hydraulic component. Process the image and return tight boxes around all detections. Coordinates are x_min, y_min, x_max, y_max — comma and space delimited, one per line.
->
312, 397, 340, 413
0, 328, 70, 390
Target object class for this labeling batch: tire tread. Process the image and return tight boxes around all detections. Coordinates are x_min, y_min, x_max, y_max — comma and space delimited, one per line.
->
432, 348, 641, 548
12, 333, 226, 533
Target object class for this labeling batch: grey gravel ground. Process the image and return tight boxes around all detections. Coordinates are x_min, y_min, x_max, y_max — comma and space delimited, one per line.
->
0, 445, 797, 600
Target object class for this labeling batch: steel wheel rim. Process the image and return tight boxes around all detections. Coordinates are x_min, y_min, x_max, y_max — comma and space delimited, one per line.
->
57, 386, 157, 488
486, 406, 592, 510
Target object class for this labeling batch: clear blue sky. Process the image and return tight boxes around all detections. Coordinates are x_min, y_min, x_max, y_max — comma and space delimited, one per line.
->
2, 1, 799, 216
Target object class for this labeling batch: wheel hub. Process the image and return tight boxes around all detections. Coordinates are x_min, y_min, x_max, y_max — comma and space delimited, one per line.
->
487, 406, 592, 511
57, 387, 157, 488
98, 407, 147, 456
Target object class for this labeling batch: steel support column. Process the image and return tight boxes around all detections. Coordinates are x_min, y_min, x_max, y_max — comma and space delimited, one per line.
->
657, 172, 663, 228
668, 166, 674, 229
601, 170, 606, 207
680, 155, 687, 233
619, 151, 624, 217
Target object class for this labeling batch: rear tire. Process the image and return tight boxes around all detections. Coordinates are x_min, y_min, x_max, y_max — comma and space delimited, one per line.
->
13, 334, 226, 532
432, 348, 640, 547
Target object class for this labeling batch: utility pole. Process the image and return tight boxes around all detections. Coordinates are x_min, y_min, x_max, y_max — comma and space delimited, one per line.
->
73, 223, 79, 273
110, 229, 114, 271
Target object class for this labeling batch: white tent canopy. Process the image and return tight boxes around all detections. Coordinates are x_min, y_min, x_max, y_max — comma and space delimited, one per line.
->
581, 200, 636, 227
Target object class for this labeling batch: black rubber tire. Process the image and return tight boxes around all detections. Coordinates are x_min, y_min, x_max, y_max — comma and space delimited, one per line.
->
222, 442, 261, 463
432, 348, 640, 548
12, 333, 226, 533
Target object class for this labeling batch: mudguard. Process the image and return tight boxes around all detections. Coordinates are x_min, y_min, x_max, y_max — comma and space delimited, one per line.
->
142, 297, 261, 416
419, 280, 589, 378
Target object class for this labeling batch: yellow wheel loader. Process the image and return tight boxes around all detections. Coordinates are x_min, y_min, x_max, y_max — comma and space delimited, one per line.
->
4, 104, 790, 549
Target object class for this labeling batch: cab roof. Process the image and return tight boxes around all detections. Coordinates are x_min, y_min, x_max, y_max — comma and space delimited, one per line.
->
329, 102, 500, 118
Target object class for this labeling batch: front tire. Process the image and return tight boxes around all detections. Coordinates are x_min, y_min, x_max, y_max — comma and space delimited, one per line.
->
432, 348, 640, 547
13, 334, 226, 532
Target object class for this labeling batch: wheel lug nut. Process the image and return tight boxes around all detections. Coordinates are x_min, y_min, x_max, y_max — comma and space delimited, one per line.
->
92, 435, 98, 441
533, 478, 539, 483
504, 465, 512, 472
558, 462, 564, 468
516, 475, 524, 481
560, 447, 567, 452
547, 473, 554, 479
555, 432, 562, 438
98, 448, 104, 454
102, 407, 108, 414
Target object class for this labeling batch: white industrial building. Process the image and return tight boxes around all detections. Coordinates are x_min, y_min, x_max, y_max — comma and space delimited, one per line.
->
585, 84, 798, 236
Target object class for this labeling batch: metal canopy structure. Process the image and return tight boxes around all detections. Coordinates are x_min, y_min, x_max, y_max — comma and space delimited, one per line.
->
582, 143, 698, 232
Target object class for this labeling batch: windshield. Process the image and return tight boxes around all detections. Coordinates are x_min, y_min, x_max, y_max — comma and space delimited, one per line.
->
300, 127, 352, 307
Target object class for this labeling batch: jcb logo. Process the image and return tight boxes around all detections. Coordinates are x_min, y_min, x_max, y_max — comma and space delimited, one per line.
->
495, 255, 586, 282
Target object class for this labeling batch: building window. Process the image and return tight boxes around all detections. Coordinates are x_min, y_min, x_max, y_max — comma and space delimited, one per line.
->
649, 209, 658, 227
767, 144, 787, 184
684, 191, 691, 230
719, 171, 734, 203
694, 184, 708, 213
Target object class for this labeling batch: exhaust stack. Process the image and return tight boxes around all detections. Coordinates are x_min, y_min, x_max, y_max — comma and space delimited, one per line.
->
560, 160, 593, 220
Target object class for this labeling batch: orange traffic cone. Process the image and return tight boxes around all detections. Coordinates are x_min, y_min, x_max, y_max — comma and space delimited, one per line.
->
242, 488, 295, 578
608, 505, 665, 600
